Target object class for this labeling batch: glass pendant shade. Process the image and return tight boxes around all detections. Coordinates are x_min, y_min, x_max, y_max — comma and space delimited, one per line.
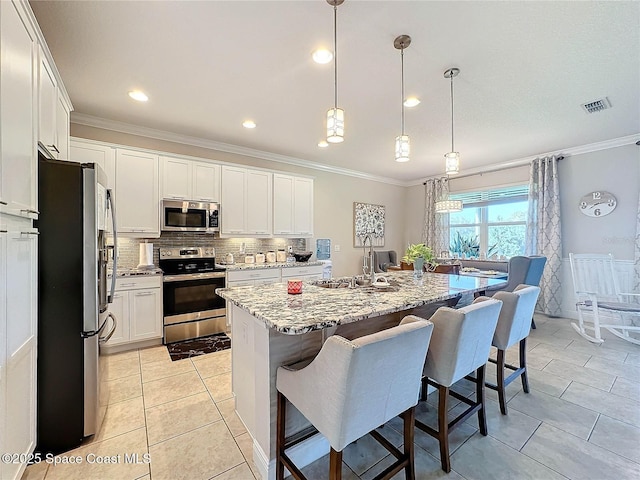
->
435, 199, 463, 213
326, 107, 344, 143
445, 151, 460, 175
395, 135, 410, 162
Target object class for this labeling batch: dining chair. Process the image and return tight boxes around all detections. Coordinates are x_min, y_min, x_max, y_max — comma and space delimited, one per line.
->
484, 255, 546, 328
569, 253, 640, 345
276, 315, 434, 480
417, 297, 503, 472
486, 285, 541, 414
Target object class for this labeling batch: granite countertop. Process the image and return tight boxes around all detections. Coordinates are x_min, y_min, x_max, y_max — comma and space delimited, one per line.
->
108, 267, 163, 277
220, 261, 324, 271
217, 271, 506, 335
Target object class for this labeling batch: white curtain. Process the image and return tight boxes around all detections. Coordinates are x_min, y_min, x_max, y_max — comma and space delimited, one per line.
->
526, 156, 562, 316
422, 177, 450, 256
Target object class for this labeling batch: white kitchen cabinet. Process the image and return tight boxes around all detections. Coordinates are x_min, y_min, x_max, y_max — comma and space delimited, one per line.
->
115, 149, 160, 237
0, 0, 37, 220
69, 139, 115, 189
55, 91, 70, 160
161, 156, 191, 200
1, 215, 37, 480
226, 268, 281, 287
38, 47, 57, 156
273, 174, 314, 237
161, 156, 220, 202
192, 161, 220, 202
38, 46, 71, 161
281, 264, 323, 282
105, 276, 162, 348
221, 166, 272, 236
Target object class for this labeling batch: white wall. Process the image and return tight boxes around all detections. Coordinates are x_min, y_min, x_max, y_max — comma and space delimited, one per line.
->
559, 144, 639, 260
71, 124, 407, 278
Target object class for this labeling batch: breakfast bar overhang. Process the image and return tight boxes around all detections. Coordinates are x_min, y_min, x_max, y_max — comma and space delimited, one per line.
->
218, 272, 506, 480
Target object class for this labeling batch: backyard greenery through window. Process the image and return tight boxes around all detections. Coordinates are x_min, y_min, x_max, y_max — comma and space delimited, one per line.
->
449, 185, 529, 259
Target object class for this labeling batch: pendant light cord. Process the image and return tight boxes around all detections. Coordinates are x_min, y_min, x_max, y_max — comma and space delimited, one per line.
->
401, 48, 405, 135
450, 73, 455, 152
333, 5, 338, 109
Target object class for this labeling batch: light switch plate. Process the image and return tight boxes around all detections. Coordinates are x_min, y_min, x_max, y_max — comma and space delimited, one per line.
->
334, 244, 341, 252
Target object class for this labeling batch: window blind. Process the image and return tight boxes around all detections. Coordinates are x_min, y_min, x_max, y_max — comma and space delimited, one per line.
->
450, 184, 529, 206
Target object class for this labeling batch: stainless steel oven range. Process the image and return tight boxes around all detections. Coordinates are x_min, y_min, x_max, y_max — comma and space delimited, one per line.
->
159, 247, 226, 343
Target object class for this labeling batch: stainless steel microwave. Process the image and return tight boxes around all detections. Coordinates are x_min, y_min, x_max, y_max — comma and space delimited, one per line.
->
161, 200, 220, 233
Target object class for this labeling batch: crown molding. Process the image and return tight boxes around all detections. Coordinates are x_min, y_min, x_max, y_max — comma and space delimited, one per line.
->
70, 113, 407, 186
407, 133, 640, 186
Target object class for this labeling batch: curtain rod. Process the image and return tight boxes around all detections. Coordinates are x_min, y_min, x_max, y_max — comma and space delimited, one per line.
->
422, 155, 564, 185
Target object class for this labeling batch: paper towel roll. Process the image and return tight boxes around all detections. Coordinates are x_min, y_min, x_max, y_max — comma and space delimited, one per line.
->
138, 243, 154, 268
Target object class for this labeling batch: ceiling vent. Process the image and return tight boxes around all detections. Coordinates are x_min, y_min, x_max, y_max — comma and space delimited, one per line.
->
581, 97, 611, 114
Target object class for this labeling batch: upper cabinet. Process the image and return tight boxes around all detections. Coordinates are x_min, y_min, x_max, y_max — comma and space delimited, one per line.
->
115, 149, 160, 237
221, 166, 272, 236
273, 174, 314, 237
0, 0, 37, 219
69, 140, 115, 189
37, 48, 70, 160
160, 156, 220, 202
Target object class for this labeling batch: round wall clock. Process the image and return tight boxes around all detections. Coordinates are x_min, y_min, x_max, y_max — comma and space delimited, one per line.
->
579, 191, 617, 217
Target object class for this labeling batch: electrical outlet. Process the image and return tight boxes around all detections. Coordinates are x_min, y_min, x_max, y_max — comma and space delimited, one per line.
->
334, 244, 341, 252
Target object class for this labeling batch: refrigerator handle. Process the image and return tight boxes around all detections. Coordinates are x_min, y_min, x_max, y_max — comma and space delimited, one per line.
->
99, 313, 117, 344
107, 188, 118, 304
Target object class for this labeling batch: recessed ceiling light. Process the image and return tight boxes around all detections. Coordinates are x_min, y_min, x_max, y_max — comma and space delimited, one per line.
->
242, 120, 256, 129
317, 140, 329, 148
312, 48, 333, 64
128, 90, 148, 102
404, 97, 420, 107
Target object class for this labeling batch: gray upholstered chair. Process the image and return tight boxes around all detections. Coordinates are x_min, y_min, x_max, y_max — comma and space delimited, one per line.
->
373, 250, 398, 272
485, 255, 546, 329
486, 285, 541, 415
276, 315, 434, 480
417, 298, 502, 473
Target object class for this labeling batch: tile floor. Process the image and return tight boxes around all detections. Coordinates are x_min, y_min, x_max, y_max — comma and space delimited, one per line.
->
22, 314, 640, 480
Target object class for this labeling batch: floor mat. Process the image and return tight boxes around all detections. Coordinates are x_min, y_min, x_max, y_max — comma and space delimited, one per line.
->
166, 333, 231, 361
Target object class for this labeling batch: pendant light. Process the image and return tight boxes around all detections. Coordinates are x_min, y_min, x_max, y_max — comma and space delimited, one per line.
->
326, 0, 345, 143
444, 67, 460, 174
435, 199, 463, 213
394, 35, 411, 162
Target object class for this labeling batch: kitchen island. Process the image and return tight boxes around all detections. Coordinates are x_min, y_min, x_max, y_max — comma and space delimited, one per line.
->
217, 271, 505, 480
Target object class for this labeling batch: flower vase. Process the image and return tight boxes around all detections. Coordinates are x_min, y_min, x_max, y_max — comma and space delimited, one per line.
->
413, 257, 424, 279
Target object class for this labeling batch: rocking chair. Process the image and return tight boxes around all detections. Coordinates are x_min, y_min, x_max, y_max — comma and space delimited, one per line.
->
569, 253, 640, 345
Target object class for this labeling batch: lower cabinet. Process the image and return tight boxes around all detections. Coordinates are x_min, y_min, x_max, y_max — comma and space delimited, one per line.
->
0, 214, 37, 480
281, 265, 323, 282
106, 276, 162, 348
226, 268, 281, 287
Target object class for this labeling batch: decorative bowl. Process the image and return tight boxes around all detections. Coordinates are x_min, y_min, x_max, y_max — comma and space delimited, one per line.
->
292, 251, 313, 262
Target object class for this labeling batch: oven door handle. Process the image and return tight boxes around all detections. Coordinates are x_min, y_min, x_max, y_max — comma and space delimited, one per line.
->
163, 272, 226, 282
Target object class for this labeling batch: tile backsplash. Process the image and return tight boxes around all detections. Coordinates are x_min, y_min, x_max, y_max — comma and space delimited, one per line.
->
113, 232, 307, 269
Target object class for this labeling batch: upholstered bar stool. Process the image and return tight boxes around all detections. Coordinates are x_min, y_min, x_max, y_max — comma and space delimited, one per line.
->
416, 298, 503, 473
276, 315, 434, 480
486, 285, 541, 414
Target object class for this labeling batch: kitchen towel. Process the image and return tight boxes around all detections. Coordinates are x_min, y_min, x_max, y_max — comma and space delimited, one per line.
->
138, 243, 154, 268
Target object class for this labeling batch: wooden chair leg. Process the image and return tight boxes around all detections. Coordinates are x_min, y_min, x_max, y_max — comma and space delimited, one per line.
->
329, 448, 342, 480
437, 384, 451, 473
403, 407, 416, 480
520, 338, 530, 393
496, 349, 507, 415
476, 365, 488, 434
276, 392, 286, 480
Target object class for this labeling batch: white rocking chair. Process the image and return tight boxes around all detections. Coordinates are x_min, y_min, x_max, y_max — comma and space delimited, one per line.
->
569, 253, 640, 345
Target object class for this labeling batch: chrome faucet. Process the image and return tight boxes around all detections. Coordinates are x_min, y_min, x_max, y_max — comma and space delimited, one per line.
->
361, 233, 376, 284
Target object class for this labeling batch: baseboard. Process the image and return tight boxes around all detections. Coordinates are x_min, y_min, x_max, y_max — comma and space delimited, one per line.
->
101, 337, 162, 354
252, 431, 330, 480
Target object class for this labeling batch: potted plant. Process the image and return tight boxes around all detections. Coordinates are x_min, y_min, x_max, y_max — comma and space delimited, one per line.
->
402, 243, 435, 278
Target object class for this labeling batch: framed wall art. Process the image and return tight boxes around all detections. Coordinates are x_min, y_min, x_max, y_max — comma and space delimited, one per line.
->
353, 202, 385, 247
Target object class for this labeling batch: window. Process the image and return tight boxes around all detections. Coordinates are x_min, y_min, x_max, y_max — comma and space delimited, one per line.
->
449, 185, 528, 258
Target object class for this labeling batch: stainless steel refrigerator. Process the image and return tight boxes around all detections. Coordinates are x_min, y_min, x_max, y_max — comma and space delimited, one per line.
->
36, 154, 118, 454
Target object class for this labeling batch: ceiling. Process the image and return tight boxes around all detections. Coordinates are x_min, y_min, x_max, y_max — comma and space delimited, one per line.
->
30, 1, 640, 183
